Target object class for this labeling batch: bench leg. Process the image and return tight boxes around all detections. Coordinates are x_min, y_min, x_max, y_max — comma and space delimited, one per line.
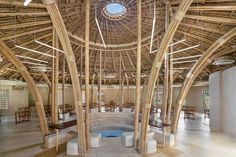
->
56, 129, 59, 152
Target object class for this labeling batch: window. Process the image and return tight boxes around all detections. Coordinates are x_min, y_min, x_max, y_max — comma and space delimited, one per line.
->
0, 89, 9, 109
102, 2, 127, 20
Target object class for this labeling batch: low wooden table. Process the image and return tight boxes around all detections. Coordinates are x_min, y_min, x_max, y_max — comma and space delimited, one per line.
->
49, 120, 77, 151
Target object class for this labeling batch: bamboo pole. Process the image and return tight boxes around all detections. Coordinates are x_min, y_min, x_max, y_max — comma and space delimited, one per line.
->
139, 0, 193, 154
161, 3, 170, 148
62, 55, 65, 113
166, 42, 174, 127
51, 41, 55, 123
43, 1, 86, 154
85, 0, 90, 149
121, 77, 124, 109
51, 27, 58, 124
90, 75, 95, 108
80, 47, 83, 87
134, 0, 142, 150
171, 27, 236, 134
0, 41, 49, 136
98, 51, 102, 112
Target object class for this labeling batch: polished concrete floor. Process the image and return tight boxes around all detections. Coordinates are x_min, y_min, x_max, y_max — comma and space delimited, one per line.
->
1, 114, 236, 157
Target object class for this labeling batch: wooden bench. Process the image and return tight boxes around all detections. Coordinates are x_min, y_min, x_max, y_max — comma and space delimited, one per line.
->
15, 107, 31, 124
182, 106, 196, 120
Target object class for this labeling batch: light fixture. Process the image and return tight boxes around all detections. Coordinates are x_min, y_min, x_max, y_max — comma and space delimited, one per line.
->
171, 54, 202, 61
22, 61, 47, 66
35, 40, 64, 53
15, 45, 56, 58
169, 38, 186, 47
24, 0, 32, 6
213, 56, 235, 65
31, 66, 51, 72
173, 67, 191, 70
16, 55, 48, 63
149, 1, 156, 53
150, 49, 159, 54
168, 44, 200, 55
95, 18, 106, 49
131, 73, 148, 78
173, 60, 198, 64
104, 73, 116, 79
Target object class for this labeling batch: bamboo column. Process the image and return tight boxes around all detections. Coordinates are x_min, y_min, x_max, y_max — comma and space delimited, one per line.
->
139, 0, 193, 154
166, 42, 173, 128
43, 1, 86, 154
161, 3, 170, 148
121, 77, 124, 109
51, 45, 55, 121
85, 0, 90, 149
134, 0, 141, 150
80, 47, 83, 87
125, 74, 130, 103
51, 27, 59, 124
62, 55, 65, 113
98, 51, 102, 112
90, 75, 95, 108
171, 27, 236, 134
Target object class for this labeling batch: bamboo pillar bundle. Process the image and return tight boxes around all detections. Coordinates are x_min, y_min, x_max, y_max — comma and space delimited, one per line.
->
42, 1, 86, 154
171, 27, 236, 134
139, 0, 193, 154
134, 0, 142, 150
161, 3, 170, 148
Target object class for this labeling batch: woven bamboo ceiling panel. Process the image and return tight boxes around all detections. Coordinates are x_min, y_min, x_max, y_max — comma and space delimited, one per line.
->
0, 0, 236, 85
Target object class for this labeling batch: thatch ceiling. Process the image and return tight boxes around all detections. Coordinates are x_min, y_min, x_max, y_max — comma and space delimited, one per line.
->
0, 0, 236, 85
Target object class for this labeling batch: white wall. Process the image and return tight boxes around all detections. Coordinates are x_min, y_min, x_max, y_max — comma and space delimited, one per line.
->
172, 86, 209, 113
209, 66, 236, 139
0, 84, 28, 116
0, 81, 75, 117
0, 80, 208, 117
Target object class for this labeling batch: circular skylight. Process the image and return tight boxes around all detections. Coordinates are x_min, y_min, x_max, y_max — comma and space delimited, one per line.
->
102, 2, 127, 20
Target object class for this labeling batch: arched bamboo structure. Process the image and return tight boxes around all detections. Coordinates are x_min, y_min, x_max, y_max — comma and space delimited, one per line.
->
42, 0, 86, 154
139, 0, 193, 154
171, 27, 236, 134
0, 41, 49, 137
0, 0, 236, 155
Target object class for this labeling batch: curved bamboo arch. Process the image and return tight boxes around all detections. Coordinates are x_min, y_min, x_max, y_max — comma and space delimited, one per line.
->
0, 41, 49, 136
171, 27, 236, 134
42, 1, 86, 154
139, 0, 193, 154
